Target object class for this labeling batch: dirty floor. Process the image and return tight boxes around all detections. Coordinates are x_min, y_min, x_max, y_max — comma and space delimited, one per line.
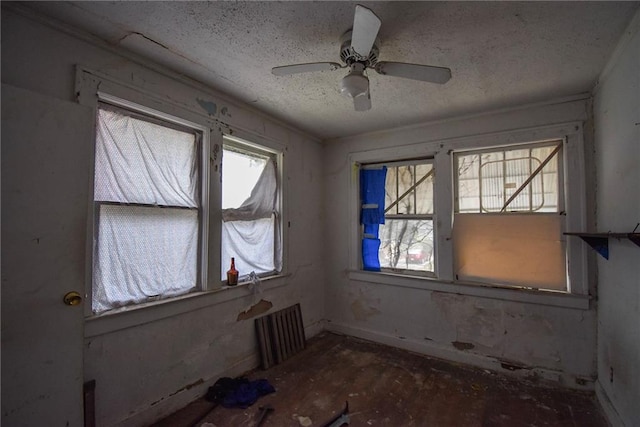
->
153, 332, 606, 427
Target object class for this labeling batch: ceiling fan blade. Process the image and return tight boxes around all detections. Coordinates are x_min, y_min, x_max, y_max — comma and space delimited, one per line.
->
353, 90, 372, 111
351, 5, 381, 58
374, 62, 452, 84
272, 62, 343, 76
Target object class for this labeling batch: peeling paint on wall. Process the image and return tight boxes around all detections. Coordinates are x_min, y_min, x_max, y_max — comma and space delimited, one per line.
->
452, 341, 475, 351
499, 360, 528, 371
196, 98, 217, 116
237, 299, 273, 321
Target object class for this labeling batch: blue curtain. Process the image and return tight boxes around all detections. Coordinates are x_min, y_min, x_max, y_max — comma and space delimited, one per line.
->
360, 167, 387, 271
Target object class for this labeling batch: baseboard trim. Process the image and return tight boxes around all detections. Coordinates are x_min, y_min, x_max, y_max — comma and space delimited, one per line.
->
326, 321, 593, 390
596, 380, 625, 427
305, 318, 326, 339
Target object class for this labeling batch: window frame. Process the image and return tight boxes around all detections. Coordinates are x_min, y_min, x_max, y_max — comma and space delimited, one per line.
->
349, 121, 589, 307
362, 158, 436, 277
90, 94, 211, 313
221, 133, 284, 283
77, 69, 224, 320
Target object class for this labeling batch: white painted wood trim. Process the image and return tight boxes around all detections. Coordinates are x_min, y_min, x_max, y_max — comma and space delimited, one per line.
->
348, 157, 361, 271
207, 128, 223, 290
77, 67, 217, 129
596, 380, 625, 427
85, 274, 291, 337
221, 131, 289, 278
348, 270, 590, 310
326, 94, 591, 145
564, 125, 590, 295
434, 147, 454, 280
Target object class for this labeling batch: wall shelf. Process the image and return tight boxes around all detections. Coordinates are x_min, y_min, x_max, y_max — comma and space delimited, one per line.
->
564, 232, 640, 259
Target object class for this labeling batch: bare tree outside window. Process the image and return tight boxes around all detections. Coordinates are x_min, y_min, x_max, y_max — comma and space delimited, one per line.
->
378, 162, 434, 273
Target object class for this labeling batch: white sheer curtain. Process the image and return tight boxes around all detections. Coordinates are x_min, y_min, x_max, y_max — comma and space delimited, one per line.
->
94, 206, 199, 313
93, 107, 199, 313
94, 108, 198, 206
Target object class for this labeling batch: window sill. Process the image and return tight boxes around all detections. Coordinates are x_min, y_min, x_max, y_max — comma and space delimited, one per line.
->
84, 274, 289, 338
348, 270, 591, 310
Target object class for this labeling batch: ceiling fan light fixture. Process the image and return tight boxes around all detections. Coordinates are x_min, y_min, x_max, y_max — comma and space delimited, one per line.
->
340, 73, 369, 98
271, 4, 452, 111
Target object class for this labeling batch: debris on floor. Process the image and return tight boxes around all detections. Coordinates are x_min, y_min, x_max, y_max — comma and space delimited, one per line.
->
205, 377, 275, 408
296, 415, 312, 426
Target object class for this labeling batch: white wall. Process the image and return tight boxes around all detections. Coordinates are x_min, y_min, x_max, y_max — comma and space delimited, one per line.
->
593, 10, 640, 427
4, 3, 637, 426
323, 97, 598, 388
2, 7, 324, 426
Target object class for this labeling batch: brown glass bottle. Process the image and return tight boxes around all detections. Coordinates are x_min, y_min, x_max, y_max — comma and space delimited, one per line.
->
227, 257, 239, 286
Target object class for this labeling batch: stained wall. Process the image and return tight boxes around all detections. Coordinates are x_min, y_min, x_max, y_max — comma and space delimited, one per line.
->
2, 8, 324, 426
593, 10, 640, 427
323, 97, 598, 388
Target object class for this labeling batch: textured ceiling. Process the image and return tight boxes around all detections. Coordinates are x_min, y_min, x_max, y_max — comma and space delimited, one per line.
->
24, 1, 639, 140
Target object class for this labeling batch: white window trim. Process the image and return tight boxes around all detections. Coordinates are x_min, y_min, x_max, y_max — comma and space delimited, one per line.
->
362, 159, 436, 277
84, 274, 290, 337
221, 127, 288, 277
76, 67, 290, 333
221, 132, 286, 281
348, 121, 589, 307
83, 90, 214, 317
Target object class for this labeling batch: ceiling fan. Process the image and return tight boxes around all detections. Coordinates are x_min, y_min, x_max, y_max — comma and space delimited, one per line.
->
272, 5, 452, 111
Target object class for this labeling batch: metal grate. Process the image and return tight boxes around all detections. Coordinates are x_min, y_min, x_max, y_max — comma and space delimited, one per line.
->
255, 303, 306, 370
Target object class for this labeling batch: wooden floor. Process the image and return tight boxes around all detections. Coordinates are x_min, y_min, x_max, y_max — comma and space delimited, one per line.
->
154, 332, 606, 427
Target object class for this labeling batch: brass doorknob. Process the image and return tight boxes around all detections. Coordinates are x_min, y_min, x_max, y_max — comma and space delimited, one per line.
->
63, 291, 83, 306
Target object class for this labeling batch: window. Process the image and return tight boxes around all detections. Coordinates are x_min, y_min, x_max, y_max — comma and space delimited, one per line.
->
453, 141, 566, 291
92, 103, 204, 313
455, 143, 560, 214
355, 132, 583, 297
361, 160, 435, 275
221, 136, 281, 282
78, 72, 290, 320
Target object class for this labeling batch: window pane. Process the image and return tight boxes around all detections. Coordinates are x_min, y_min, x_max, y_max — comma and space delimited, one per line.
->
384, 163, 434, 215
534, 145, 559, 212
221, 216, 276, 280
384, 168, 398, 215
94, 107, 199, 207
456, 143, 560, 213
453, 213, 566, 291
395, 165, 414, 215
456, 154, 481, 213
415, 164, 434, 214
481, 157, 544, 212
93, 204, 198, 313
379, 219, 434, 272
221, 141, 280, 282
222, 149, 268, 209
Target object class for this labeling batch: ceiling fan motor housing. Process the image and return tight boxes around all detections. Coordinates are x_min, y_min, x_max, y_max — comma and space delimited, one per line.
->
340, 30, 379, 67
